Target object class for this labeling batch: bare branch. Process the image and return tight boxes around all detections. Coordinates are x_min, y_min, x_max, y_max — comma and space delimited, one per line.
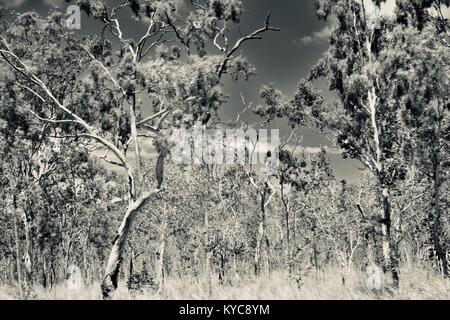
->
78, 45, 127, 97
217, 11, 280, 79
164, 11, 190, 53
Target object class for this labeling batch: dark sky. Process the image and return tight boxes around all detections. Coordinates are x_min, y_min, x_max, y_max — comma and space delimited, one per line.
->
2, 0, 364, 182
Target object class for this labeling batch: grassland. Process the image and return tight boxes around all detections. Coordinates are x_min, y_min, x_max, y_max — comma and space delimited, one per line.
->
1, 266, 449, 300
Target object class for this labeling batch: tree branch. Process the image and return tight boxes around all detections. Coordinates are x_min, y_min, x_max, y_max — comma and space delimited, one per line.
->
217, 11, 280, 79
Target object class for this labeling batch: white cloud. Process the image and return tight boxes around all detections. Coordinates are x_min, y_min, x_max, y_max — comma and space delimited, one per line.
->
296, 0, 398, 46
297, 24, 333, 46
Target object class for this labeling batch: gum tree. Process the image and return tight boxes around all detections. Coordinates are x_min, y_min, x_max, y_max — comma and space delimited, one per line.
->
395, 29, 450, 276
393, 0, 450, 277
309, 0, 412, 288
253, 80, 326, 273
0, 0, 279, 298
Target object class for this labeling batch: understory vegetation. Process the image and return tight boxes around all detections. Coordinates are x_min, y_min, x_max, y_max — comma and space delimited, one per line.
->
0, 0, 449, 299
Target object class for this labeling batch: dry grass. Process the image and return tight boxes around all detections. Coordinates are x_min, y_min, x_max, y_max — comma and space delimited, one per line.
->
1, 266, 449, 300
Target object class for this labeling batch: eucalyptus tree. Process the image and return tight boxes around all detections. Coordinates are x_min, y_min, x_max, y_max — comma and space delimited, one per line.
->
394, 27, 450, 276
395, 0, 450, 46
0, 68, 67, 297
0, 0, 279, 298
308, 0, 419, 288
252, 80, 326, 273
391, 0, 450, 277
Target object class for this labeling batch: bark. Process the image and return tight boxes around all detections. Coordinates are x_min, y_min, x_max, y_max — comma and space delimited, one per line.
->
128, 249, 134, 283
263, 227, 271, 275
203, 209, 211, 296
254, 186, 270, 276
157, 209, 168, 293
129, 95, 142, 173
380, 186, 399, 289
254, 221, 263, 276
101, 205, 135, 299
280, 183, 291, 273
42, 258, 47, 289
285, 207, 290, 273
430, 151, 448, 277
23, 205, 33, 297
254, 189, 267, 276
101, 189, 160, 299
367, 81, 400, 289
63, 237, 72, 275
218, 253, 226, 285
13, 205, 22, 298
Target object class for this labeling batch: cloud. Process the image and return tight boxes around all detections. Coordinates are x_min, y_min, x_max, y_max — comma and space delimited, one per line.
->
296, 25, 333, 46
296, 0, 398, 46
5, 0, 27, 8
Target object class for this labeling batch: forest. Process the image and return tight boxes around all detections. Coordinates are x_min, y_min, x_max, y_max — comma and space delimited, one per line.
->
0, 0, 449, 300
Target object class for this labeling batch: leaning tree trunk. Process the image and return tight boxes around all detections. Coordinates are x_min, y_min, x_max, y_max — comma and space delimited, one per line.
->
380, 186, 399, 289
101, 204, 137, 299
101, 189, 160, 299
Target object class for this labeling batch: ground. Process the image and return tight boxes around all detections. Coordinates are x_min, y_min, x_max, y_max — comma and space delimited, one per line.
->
1, 266, 449, 300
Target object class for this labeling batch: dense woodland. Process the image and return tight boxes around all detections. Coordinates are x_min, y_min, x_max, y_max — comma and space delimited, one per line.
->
0, 0, 449, 299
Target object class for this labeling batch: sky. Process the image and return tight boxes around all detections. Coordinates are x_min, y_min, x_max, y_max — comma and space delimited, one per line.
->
6, 0, 440, 183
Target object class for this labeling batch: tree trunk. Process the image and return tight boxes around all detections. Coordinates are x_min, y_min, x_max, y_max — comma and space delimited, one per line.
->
254, 187, 271, 276
280, 183, 291, 273
281, 191, 291, 273
128, 249, 134, 284
430, 152, 448, 277
101, 204, 136, 299
263, 228, 271, 276
218, 253, 225, 285
380, 186, 399, 289
42, 257, 47, 289
157, 209, 168, 293
285, 206, 290, 273
367, 81, 400, 289
13, 207, 23, 298
254, 221, 263, 276
203, 209, 211, 296
101, 189, 160, 299
23, 206, 33, 297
